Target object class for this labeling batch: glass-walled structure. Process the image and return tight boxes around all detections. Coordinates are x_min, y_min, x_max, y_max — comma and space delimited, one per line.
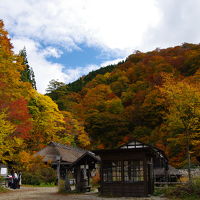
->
103, 160, 144, 183
94, 140, 168, 197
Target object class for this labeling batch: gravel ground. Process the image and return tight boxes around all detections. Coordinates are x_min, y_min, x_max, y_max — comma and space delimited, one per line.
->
0, 187, 168, 200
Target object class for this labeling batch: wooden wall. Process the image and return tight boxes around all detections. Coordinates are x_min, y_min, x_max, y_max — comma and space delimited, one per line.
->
100, 182, 146, 197
98, 149, 153, 197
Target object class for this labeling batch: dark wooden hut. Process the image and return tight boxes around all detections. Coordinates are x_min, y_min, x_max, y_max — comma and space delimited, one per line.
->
70, 151, 100, 192
93, 140, 168, 197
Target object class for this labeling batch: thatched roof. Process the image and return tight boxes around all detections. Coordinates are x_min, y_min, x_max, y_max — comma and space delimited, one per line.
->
36, 142, 86, 164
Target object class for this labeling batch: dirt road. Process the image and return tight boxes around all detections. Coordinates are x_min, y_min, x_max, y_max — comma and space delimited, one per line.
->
0, 187, 168, 200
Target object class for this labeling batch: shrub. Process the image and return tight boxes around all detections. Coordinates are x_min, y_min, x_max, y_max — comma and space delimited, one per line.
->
160, 177, 200, 199
14, 152, 57, 186
0, 186, 8, 193
39, 167, 57, 184
0, 176, 8, 193
22, 172, 42, 185
58, 180, 66, 193
22, 167, 57, 185
91, 171, 100, 188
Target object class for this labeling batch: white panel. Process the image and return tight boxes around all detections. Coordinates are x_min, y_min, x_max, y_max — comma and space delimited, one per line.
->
0, 168, 7, 175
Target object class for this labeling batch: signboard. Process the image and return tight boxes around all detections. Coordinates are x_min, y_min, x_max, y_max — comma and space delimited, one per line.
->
0, 167, 7, 175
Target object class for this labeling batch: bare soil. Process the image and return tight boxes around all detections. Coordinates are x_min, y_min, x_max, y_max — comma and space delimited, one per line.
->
0, 187, 168, 200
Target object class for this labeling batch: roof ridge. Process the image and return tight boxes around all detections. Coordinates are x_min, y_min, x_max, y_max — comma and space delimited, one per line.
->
50, 141, 86, 153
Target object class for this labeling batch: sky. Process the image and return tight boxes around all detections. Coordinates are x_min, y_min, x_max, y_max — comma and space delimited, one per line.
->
1, 0, 200, 93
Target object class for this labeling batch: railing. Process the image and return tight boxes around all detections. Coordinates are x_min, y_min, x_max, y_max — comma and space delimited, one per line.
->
0, 177, 8, 187
155, 182, 187, 185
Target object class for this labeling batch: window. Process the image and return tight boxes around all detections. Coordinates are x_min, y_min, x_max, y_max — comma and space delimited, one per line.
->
112, 161, 122, 181
102, 161, 122, 182
124, 160, 144, 182
102, 160, 144, 183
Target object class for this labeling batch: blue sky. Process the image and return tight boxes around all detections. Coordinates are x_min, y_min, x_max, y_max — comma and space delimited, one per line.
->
47, 44, 120, 69
1, 0, 200, 93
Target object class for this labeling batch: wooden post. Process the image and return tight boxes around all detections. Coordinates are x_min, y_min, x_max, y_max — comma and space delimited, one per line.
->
65, 169, 71, 192
143, 157, 148, 196
76, 166, 81, 192
56, 156, 61, 185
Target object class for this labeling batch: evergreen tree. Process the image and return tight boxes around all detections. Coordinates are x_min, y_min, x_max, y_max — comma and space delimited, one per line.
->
19, 47, 37, 90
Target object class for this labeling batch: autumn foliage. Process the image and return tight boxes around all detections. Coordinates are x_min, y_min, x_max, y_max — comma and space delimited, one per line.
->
48, 43, 200, 168
1, 18, 200, 169
0, 20, 90, 164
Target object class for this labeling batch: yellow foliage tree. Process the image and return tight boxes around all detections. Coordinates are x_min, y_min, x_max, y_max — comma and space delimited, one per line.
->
28, 92, 66, 150
159, 73, 200, 179
0, 111, 23, 161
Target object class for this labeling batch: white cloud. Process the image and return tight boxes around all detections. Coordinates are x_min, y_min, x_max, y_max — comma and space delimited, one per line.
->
12, 37, 67, 93
64, 58, 124, 84
12, 37, 123, 93
100, 58, 125, 68
1, 0, 200, 93
140, 0, 200, 51
0, 0, 160, 53
42, 47, 63, 58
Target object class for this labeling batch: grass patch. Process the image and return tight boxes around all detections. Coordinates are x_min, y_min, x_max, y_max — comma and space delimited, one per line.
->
38, 182, 56, 187
154, 186, 170, 196
0, 185, 9, 193
154, 177, 200, 200
23, 182, 56, 187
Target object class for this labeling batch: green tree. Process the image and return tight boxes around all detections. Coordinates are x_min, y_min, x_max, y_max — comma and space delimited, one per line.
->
19, 47, 37, 90
46, 79, 66, 93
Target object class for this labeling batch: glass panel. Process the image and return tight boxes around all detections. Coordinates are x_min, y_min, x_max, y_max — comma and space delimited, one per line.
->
102, 162, 112, 182
112, 161, 122, 181
124, 160, 144, 182
102, 161, 122, 182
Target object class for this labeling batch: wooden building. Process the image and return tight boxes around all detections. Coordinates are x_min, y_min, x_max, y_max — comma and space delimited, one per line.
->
36, 142, 87, 179
70, 151, 100, 192
36, 142, 99, 191
93, 140, 168, 197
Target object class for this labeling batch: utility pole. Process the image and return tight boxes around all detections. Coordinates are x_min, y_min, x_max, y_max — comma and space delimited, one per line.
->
185, 127, 191, 183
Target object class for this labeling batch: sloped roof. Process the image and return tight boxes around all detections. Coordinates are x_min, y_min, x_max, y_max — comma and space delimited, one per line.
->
119, 140, 168, 161
36, 142, 86, 164
71, 151, 100, 167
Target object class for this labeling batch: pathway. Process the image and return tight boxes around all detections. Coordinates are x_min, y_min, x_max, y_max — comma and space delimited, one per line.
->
0, 187, 168, 200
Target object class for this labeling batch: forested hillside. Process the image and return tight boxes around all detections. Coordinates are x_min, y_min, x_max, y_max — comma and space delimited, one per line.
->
46, 63, 121, 110
0, 20, 90, 166
48, 43, 200, 168
1, 17, 200, 168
